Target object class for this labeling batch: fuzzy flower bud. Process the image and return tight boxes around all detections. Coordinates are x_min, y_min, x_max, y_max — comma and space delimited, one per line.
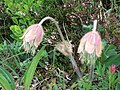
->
55, 40, 73, 56
110, 64, 116, 74
21, 24, 44, 55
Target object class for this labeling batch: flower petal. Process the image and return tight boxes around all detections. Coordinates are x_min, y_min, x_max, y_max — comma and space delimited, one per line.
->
77, 32, 91, 53
95, 38, 102, 57
85, 39, 95, 54
34, 25, 44, 47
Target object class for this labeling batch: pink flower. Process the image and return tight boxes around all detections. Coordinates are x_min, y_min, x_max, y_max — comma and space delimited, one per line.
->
110, 64, 116, 74
21, 24, 44, 55
77, 31, 102, 57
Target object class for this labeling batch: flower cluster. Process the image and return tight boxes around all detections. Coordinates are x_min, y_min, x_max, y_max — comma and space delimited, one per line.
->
20, 18, 103, 79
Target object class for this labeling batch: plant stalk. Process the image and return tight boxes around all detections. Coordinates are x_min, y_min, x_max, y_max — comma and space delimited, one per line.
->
39, 16, 82, 78
69, 54, 82, 78
92, 20, 97, 32
39, 16, 65, 42
90, 64, 95, 80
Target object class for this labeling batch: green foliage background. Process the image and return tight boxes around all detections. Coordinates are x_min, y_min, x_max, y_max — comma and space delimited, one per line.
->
0, 0, 120, 89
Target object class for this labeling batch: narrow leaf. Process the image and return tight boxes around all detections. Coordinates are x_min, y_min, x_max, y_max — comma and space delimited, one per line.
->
0, 73, 13, 90
24, 46, 45, 90
0, 67, 15, 90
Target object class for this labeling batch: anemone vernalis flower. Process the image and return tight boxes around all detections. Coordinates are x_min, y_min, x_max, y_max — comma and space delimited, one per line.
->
110, 64, 116, 74
77, 29, 102, 57
78, 20, 102, 57
21, 24, 44, 55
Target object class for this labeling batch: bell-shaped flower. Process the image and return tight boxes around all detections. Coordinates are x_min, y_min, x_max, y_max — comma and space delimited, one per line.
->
77, 30, 102, 57
21, 24, 44, 55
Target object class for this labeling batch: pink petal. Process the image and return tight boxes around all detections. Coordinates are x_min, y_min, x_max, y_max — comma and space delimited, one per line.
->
21, 24, 37, 39
89, 32, 99, 46
77, 32, 91, 53
110, 64, 116, 73
25, 30, 36, 42
77, 41, 85, 53
85, 39, 95, 54
34, 25, 44, 47
96, 38, 102, 57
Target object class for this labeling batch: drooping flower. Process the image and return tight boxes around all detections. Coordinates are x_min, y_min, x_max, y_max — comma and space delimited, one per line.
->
77, 30, 102, 57
77, 20, 102, 57
110, 64, 116, 74
21, 24, 44, 55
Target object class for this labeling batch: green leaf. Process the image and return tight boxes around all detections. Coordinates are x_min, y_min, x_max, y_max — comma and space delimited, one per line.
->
0, 67, 15, 90
2, 64, 18, 77
0, 73, 12, 90
24, 46, 46, 90
100, 43, 120, 66
24, 4, 29, 13
96, 63, 105, 76
53, 83, 58, 90
10, 25, 22, 37
19, 19, 27, 25
103, 54, 120, 66
11, 17, 18, 24
39, 61, 45, 68
69, 82, 77, 89
28, 0, 34, 6
105, 45, 117, 56
118, 72, 120, 80
82, 24, 92, 32
116, 83, 120, 90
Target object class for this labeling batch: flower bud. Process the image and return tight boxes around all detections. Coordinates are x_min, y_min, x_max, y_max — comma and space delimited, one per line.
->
110, 64, 116, 74
21, 24, 44, 55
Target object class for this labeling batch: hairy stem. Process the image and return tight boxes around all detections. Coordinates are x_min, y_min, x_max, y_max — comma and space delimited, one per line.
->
69, 54, 82, 78
39, 16, 82, 78
90, 64, 95, 80
92, 20, 97, 32
39, 16, 65, 42
89, 53, 96, 80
